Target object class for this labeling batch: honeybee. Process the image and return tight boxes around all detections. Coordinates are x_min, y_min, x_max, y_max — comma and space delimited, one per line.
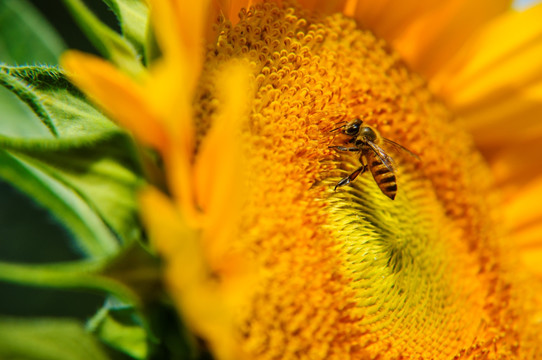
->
329, 118, 419, 200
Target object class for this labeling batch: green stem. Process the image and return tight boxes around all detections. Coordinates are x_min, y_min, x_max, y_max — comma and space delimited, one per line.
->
0, 260, 140, 306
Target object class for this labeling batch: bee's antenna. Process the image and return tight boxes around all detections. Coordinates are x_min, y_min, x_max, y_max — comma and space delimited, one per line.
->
330, 123, 347, 133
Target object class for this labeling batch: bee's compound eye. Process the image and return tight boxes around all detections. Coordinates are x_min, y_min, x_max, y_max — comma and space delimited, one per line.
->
344, 119, 362, 135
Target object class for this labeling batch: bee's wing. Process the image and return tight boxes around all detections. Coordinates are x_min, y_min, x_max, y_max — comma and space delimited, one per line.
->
366, 141, 395, 172
382, 138, 420, 160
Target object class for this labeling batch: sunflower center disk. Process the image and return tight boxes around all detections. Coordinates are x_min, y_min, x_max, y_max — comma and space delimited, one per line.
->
195, 2, 512, 359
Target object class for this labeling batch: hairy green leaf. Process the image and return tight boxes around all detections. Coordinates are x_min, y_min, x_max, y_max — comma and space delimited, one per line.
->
0, 65, 119, 144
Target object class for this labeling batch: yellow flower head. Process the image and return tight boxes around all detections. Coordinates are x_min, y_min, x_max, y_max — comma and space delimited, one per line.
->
61, 0, 542, 359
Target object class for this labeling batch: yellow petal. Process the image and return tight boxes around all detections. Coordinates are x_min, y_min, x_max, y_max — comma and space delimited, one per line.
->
498, 174, 542, 280
145, 58, 195, 145
345, 0, 510, 78
145, 62, 198, 226
61, 51, 168, 151
146, 58, 196, 186
433, 3, 542, 100
138, 187, 242, 360
456, 82, 542, 149
346, 0, 438, 36
490, 137, 542, 194
138, 187, 190, 254
520, 241, 542, 279
393, 0, 510, 78
149, 0, 210, 90
432, 3, 542, 148
504, 178, 542, 242
296, 0, 348, 14
194, 60, 252, 266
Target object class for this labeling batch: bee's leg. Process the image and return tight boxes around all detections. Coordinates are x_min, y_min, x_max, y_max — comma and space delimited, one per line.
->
334, 165, 366, 190
329, 146, 359, 152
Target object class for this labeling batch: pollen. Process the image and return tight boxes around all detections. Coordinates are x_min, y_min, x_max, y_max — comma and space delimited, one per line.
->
193, 1, 522, 359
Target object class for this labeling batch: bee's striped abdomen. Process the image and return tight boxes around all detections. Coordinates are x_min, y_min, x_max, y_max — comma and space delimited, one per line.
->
368, 155, 397, 200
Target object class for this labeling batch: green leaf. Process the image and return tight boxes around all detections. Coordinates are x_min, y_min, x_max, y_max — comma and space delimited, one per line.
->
87, 297, 155, 359
102, 0, 149, 61
0, 83, 53, 139
16, 139, 144, 247
62, 0, 145, 77
0, 65, 144, 255
0, 317, 111, 360
0, 0, 66, 65
0, 150, 119, 257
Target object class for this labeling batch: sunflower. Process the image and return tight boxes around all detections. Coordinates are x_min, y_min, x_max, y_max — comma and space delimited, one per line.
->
61, 0, 542, 359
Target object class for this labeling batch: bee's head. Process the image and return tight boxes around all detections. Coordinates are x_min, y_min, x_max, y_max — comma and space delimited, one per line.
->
343, 118, 363, 136
344, 118, 378, 142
